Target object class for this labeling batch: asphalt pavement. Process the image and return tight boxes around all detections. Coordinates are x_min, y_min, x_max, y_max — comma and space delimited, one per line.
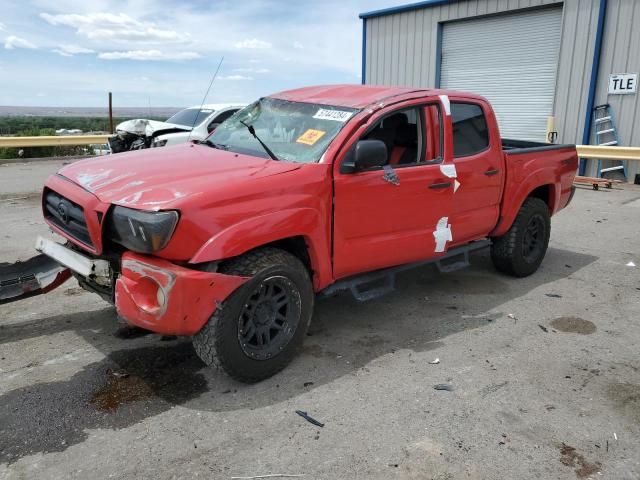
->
1, 159, 639, 479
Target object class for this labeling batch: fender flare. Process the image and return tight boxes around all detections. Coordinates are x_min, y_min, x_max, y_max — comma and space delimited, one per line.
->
491, 177, 559, 237
189, 208, 330, 288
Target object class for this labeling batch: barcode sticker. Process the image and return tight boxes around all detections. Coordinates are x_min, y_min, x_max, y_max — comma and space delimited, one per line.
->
313, 109, 354, 122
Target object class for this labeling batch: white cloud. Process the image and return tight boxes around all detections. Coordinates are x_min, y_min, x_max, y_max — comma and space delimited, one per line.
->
293, 41, 304, 49
40, 12, 189, 44
0, 22, 5, 31
232, 67, 270, 74
219, 75, 253, 81
98, 49, 201, 61
52, 44, 94, 56
235, 38, 271, 49
4, 35, 36, 50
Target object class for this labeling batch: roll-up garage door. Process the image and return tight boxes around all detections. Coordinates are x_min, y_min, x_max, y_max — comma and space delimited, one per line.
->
440, 7, 562, 142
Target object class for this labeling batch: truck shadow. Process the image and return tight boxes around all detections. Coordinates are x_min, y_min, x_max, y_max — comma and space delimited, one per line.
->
0, 246, 597, 464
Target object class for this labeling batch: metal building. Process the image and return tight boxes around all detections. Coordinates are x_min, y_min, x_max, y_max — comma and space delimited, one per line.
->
360, 0, 640, 181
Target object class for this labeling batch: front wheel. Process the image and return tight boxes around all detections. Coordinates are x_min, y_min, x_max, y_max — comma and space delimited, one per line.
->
490, 197, 551, 277
193, 247, 314, 383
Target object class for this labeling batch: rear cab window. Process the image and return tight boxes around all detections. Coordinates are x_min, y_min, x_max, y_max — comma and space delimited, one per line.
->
450, 102, 489, 157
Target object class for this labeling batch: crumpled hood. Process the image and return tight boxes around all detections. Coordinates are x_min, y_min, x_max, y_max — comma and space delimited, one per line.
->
58, 143, 301, 209
115, 118, 192, 136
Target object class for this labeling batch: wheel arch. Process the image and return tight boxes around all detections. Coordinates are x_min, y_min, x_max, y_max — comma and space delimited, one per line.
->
491, 182, 558, 237
189, 208, 331, 290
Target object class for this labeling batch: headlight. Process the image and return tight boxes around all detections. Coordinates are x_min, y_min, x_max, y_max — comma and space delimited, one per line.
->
152, 139, 168, 148
109, 206, 179, 254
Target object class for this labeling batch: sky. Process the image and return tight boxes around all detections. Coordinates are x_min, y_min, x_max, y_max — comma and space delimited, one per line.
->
0, 0, 409, 107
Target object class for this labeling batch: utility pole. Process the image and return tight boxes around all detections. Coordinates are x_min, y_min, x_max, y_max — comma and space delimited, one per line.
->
108, 92, 114, 134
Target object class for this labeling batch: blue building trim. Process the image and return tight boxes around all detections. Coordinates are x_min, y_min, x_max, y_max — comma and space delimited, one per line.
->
361, 19, 367, 84
435, 23, 443, 88
360, 0, 457, 19
580, 0, 608, 175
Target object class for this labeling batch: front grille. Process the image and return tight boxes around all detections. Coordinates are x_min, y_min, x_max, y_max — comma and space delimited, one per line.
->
44, 189, 94, 247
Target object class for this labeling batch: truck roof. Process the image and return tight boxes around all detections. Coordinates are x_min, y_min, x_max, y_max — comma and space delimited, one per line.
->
269, 84, 433, 109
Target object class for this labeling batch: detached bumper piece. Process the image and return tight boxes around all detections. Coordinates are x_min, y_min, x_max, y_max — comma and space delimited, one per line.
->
0, 254, 70, 304
115, 252, 248, 336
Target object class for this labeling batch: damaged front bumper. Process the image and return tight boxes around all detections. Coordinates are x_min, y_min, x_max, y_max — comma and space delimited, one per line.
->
2, 237, 249, 335
116, 253, 248, 335
0, 253, 70, 304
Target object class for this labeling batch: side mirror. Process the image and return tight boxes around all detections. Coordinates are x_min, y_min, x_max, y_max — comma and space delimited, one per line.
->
341, 139, 388, 173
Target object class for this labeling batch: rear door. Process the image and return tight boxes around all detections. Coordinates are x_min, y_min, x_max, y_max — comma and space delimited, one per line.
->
448, 100, 503, 245
332, 100, 454, 279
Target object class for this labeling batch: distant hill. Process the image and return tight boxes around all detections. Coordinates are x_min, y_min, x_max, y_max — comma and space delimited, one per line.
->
0, 106, 181, 118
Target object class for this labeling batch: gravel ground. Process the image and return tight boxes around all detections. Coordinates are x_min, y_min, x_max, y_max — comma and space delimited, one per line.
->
0, 160, 639, 480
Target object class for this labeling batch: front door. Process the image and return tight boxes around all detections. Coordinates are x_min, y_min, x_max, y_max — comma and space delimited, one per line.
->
333, 103, 454, 279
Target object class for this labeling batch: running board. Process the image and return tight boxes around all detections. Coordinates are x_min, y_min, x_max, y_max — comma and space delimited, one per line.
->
0, 254, 71, 305
322, 240, 491, 302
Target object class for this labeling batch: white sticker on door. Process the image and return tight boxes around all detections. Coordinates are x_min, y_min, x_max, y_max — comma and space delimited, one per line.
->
433, 217, 453, 253
440, 164, 457, 178
438, 95, 451, 116
313, 109, 354, 122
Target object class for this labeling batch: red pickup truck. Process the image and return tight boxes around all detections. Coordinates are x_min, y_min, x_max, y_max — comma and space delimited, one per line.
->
4, 85, 578, 382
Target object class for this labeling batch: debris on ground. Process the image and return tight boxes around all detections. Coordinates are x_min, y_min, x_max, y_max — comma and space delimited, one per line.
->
296, 410, 325, 428
303, 382, 314, 387
428, 358, 440, 364
434, 384, 454, 391
545, 293, 563, 298
626, 261, 636, 267
507, 313, 517, 323
538, 325, 549, 333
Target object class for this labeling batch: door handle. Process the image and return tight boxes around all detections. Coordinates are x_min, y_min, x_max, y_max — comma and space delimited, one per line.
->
484, 168, 499, 176
429, 181, 452, 189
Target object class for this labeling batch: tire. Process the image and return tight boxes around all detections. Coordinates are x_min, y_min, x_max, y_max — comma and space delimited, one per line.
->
491, 197, 551, 277
192, 247, 314, 383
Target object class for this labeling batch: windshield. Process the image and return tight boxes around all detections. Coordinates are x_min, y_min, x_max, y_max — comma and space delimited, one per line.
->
207, 98, 359, 163
166, 108, 214, 127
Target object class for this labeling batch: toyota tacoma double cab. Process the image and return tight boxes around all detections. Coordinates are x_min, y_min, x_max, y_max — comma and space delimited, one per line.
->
4, 85, 578, 382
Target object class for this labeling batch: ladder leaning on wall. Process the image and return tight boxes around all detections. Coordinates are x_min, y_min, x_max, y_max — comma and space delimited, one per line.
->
592, 104, 627, 179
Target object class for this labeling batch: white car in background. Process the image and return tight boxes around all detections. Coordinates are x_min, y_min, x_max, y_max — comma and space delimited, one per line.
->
108, 104, 245, 153
152, 104, 245, 148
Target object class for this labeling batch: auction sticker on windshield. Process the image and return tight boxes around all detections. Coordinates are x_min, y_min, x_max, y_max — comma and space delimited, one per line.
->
313, 109, 354, 122
296, 129, 326, 145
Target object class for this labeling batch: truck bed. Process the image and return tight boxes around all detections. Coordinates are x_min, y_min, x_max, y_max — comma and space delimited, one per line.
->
490, 138, 579, 238
502, 138, 576, 153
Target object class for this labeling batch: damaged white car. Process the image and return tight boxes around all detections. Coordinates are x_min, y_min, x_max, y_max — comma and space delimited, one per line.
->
108, 104, 245, 153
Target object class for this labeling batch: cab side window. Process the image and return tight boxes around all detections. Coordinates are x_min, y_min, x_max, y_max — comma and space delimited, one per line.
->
450, 102, 489, 157
362, 107, 422, 166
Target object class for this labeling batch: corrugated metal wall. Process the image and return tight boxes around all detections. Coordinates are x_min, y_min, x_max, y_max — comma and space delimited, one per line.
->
364, 0, 600, 143
440, 7, 563, 141
590, 0, 640, 180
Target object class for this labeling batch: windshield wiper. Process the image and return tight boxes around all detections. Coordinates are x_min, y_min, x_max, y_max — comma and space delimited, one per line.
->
239, 120, 279, 161
194, 139, 229, 150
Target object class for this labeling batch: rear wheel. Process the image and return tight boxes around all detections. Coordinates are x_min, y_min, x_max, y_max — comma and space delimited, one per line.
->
491, 197, 551, 277
192, 247, 314, 383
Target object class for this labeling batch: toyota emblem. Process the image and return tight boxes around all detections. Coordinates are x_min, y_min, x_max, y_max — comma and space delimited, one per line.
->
57, 202, 69, 224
